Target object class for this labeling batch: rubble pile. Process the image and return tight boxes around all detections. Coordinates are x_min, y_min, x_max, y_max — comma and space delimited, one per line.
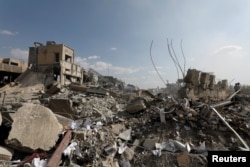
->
0, 69, 250, 167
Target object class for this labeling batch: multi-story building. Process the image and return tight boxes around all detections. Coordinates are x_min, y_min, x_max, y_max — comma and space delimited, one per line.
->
0, 58, 28, 86
28, 41, 84, 85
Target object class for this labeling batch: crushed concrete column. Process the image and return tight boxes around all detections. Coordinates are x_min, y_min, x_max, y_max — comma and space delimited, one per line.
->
5, 103, 63, 153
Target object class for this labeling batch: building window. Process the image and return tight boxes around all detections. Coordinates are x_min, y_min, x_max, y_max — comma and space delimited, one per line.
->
55, 53, 59, 62
65, 54, 72, 62
10, 62, 18, 66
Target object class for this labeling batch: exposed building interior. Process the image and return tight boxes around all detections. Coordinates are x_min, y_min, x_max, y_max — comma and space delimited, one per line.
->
0, 58, 27, 87
28, 41, 84, 86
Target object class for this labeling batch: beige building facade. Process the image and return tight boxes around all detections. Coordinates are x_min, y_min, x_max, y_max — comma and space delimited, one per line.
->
28, 41, 84, 85
0, 58, 28, 86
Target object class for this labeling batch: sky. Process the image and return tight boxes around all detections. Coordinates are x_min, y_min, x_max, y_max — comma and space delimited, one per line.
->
1, 0, 250, 89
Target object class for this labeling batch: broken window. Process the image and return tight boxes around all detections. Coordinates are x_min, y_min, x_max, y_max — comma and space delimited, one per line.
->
65, 54, 72, 62
55, 53, 60, 62
10, 62, 18, 66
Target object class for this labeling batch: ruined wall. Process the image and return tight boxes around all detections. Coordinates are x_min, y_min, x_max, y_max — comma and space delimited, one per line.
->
180, 69, 229, 101
60, 61, 83, 77
37, 45, 64, 64
0, 63, 22, 73
29, 44, 74, 65
0, 58, 27, 73
60, 61, 83, 84
62, 45, 74, 63
28, 47, 36, 66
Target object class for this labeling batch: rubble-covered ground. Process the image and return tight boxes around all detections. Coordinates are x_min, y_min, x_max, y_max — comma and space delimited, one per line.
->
0, 71, 250, 167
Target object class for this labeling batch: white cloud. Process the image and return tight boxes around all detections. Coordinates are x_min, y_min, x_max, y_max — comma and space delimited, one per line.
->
75, 57, 141, 75
90, 61, 142, 75
10, 48, 28, 60
148, 70, 166, 77
110, 47, 117, 51
75, 55, 142, 75
214, 45, 243, 57
75, 56, 89, 68
192, 44, 249, 85
90, 61, 111, 70
111, 65, 142, 75
0, 30, 18, 36
87, 55, 100, 59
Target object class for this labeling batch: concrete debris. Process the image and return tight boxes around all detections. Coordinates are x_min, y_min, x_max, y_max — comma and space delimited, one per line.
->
63, 142, 81, 157
118, 142, 127, 154
103, 142, 117, 157
119, 161, 131, 167
54, 113, 74, 127
46, 82, 61, 94
5, 103, 63, 152
31, 158, 47, 167
155, 140, 177, 152
0, 146, 14, 161
86, 87, 108, 96
119, 128, 132, 141
177, 151, 190, 167
143, 138, 159, 150
126, 98, 146, 113
49, 98, 76, 118
1, 57, 250, 167
111, 124, 126, 135
122, 147, 134, 160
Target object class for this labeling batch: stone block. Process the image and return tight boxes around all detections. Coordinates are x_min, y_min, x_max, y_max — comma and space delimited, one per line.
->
5, 103, 63, 152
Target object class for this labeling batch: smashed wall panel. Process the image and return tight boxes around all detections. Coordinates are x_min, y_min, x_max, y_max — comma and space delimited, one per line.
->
180, 69, 229, 101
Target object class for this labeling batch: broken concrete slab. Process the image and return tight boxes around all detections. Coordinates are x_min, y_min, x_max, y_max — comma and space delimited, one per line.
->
120, 161, 131, 167
177, 151, 190, 167
46, 82, 61, 94
111, 124, 126, 135
126, 98, 146, 113
86, 88, 108, 96
119, 129, 132, 141
122, 147, 134, 161
5, 103, 63, 152
54, 113, 74, 127
102, 157, 120, 167
0, 146, 14, 161
143, 138, 159, 150
69, 84, 87, 93
49, 98, 76, 118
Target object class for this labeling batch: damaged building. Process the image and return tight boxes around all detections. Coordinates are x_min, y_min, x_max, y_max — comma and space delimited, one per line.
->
179, 69, 230, 101
0, 58, 27, 87
28, 41, 84, 85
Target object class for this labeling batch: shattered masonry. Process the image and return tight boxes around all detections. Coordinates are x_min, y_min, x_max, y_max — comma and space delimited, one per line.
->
0, 41, 250, 167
